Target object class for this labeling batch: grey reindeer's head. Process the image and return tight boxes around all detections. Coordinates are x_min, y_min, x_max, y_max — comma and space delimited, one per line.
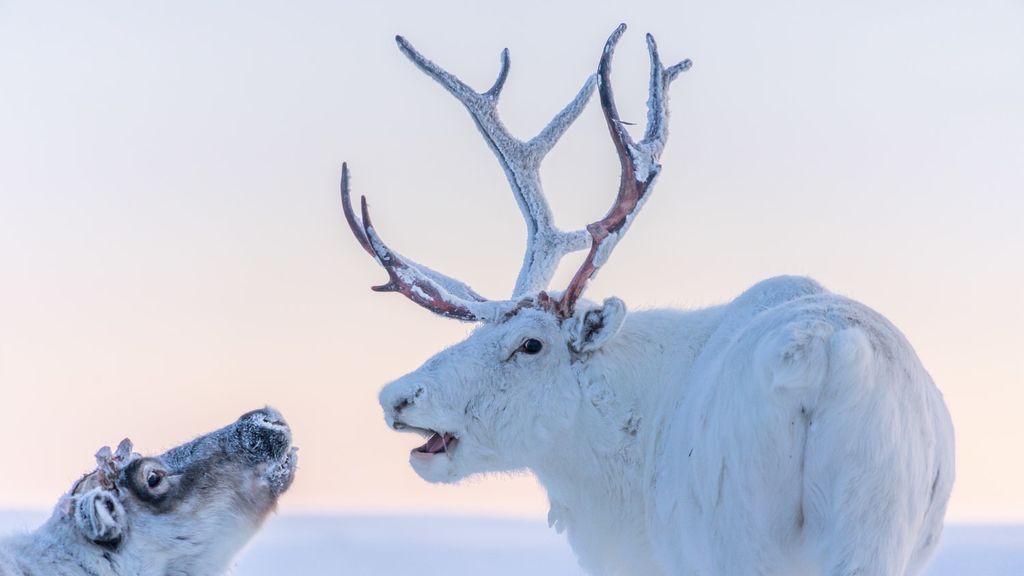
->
63, 407, 297, 573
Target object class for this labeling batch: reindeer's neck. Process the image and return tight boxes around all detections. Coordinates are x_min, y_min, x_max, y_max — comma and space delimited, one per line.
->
0, 513, 123, 576
533, 306, 726, 575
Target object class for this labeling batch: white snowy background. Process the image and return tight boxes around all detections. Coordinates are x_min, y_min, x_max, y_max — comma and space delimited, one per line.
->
1, 0, 1023, 571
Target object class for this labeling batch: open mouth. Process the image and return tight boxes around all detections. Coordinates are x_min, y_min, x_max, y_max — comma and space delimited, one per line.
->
413, 431, 458, 456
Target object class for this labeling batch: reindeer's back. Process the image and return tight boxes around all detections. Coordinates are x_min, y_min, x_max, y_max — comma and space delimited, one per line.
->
648, 275, 954, 575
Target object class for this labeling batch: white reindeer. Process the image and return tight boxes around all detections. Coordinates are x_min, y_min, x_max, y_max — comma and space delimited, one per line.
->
0, 408, 297, 576
341, 25, 955, 575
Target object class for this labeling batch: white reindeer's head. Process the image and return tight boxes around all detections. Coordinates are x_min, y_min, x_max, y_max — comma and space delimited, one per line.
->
60, 407, 297, 573
343, 25, 688, 483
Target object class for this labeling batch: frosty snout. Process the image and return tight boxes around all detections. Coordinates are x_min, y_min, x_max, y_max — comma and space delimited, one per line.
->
234, 407, 293, 463
379, 378, 426, 430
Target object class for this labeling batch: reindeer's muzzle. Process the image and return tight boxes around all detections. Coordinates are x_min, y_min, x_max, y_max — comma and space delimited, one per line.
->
231, 407, 297, 495
235, 407, 292, 462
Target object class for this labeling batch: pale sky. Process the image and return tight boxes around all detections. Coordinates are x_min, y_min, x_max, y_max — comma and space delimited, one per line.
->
1, 0, 1022, 523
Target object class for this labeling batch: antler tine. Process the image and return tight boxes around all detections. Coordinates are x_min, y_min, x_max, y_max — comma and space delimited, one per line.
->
641, 33, 693, 162
556, 24, 691, 318
340, 163, 373, 256
340, 163, 513, 322
396, 35, 596, 298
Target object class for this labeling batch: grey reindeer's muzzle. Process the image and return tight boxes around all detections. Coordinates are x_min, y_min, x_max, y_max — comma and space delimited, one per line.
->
160, 407, 298, 495
234, 407, 298, 494
234, 407, 293, 464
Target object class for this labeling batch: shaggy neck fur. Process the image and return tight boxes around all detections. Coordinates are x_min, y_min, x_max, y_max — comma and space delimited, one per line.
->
532, 306, 726, 576
1, 512, 139, 576
0, 506, 246, 576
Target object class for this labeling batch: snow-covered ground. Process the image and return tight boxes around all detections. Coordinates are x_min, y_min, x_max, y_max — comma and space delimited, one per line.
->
2, 512, 1021, 574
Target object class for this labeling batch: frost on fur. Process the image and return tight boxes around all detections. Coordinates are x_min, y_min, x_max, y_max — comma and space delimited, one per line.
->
0, 408, 298, 576
342, 24, 687, 320
344, 25, 955, 576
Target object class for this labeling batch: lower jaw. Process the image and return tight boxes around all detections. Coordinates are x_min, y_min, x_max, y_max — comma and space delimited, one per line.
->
408, 450, 459, 483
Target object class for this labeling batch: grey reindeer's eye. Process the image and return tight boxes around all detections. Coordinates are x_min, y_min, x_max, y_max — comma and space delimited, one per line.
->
521, 338, 543, 355
132, 460, 172, 499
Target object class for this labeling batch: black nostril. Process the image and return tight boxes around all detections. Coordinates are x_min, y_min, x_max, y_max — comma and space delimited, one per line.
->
393, 421, 408, 431
394, 398, 412, 414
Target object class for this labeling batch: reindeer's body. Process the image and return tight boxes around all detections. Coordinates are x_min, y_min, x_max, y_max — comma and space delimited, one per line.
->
536, 276, 953, 575
342, 25, 954, 575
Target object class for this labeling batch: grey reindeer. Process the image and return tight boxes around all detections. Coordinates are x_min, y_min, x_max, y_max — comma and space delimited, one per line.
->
0, 408, 297, 576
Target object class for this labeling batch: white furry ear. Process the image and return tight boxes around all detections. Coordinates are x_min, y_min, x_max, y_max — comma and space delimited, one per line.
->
567, 297, 627, 354
74, 488, 126, 546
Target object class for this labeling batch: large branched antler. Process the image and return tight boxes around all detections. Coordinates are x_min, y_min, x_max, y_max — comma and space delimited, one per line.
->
396, 36, 596, 298
342, 25, 689, 322
555, 25, 692, 317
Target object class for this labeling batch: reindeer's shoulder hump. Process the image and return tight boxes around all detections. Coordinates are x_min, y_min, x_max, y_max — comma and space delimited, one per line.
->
731, 276, 826, 312
710, 276, 825, 339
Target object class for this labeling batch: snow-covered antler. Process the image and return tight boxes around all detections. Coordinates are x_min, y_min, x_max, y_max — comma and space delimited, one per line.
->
342, 164, 514, 321
395, 35, 596, 298
555, 24, 691, 318
341, 34, 600, 320
342, 25, 688, 322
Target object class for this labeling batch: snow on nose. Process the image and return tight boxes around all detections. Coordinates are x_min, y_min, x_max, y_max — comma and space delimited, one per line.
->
236, 407, 292, 462
380, 378, 426, 426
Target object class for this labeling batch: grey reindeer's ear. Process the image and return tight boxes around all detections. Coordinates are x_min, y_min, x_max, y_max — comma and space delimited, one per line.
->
74, 487, 126, 546
567, 297, 627, 354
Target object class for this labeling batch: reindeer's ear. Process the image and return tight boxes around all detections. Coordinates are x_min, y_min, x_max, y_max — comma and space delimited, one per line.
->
74, 488, 126, 547
567, 297, 626, 354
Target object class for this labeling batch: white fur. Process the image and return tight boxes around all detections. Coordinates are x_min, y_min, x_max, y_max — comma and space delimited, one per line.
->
379, 276, 955, 575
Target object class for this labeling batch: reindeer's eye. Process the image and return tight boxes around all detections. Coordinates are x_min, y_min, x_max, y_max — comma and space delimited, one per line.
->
130, 460, 172, 501
521, 338, 543, 355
